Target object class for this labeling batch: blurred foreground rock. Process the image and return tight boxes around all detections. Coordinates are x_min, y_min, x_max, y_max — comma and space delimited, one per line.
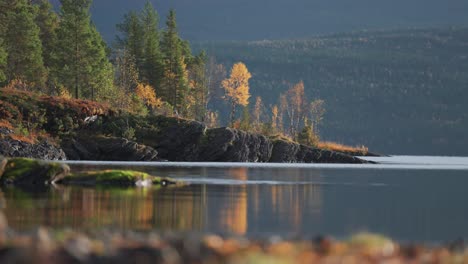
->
0, 219, 464, 264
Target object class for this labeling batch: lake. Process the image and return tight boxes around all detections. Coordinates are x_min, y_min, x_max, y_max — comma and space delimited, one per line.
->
1, 156, 467, 243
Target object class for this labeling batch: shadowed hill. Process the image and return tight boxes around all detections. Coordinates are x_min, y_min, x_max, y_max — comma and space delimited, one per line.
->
50, 0, 468, 42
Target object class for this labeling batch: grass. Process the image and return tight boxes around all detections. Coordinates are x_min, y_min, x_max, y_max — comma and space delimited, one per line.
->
8, 134, 36, 144
0, 120, 13, 129
317, 141, 369, 155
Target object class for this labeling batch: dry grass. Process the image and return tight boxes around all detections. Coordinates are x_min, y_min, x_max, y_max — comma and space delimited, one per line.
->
318, 141, 368, 155
9, 134, 36, 144
0, 120, 13, 129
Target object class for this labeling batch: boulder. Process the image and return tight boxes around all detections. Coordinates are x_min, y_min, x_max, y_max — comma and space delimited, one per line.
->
196, 128, 272, 162
61, 136, 160, 161
57, 170, 179, 187
0, 158, 70, 185
269, 140, 301, 162
133, 116, 207, 161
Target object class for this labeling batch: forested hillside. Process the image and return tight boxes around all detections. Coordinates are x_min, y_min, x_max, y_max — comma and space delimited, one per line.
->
195, 28, 468, 155
49, 0, 468, 42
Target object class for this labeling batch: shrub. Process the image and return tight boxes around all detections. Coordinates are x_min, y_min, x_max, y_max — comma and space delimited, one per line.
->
0, 99, 23, 120
297, 124, 319, 147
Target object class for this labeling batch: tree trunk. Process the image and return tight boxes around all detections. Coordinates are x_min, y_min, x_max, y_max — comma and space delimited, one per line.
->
229, 101, 236, 126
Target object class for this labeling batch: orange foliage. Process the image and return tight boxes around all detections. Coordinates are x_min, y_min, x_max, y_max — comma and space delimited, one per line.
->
135, 83, 162, 108
222, 62, 251, 106
0, 99, 21, 120
0, 120, 13, 129
9, 134, 36, 144
41, 94, 111, 117
3, 79, 30, 91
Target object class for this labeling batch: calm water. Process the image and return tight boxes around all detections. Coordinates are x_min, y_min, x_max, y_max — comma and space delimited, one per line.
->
1, 156, 468, 243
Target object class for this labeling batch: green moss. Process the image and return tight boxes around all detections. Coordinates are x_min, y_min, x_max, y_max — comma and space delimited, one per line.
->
2, 158, 41, 182
60, 170, 178, 187
1, 158, 70, 185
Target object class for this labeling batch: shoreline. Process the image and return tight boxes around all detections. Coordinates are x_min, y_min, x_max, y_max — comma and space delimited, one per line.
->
62, 159, 468, 171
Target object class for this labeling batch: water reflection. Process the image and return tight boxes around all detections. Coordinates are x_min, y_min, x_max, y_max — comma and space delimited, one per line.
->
0, 167, 324, 236
2, 165, 468, 242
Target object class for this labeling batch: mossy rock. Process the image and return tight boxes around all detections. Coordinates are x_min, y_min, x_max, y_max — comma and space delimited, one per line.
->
57, 170, 179, 187
0, 158, 70, 185
0, 156, 7, 177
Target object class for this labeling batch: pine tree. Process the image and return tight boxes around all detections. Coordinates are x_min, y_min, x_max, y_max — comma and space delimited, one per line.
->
297, 118, 319, 147
141, 1, 163, 89
0, 0, 13, 85
88, 24, 115, 101
0, 0, 15, 37
115, 49, 139, 93
188, 52, 209, 121
5, 0, 47, 88
116, 11, 144, 73
35, 0, 58, 70
161, 9, 189, 114
54, 0, 114, 100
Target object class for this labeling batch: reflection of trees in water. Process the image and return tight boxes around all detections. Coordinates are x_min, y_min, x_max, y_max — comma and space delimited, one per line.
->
217, 168, 248, 235
248, 169, 323, 234
0, 167, 323, 235
151, 187, 205, 231
1, 187, 206, 231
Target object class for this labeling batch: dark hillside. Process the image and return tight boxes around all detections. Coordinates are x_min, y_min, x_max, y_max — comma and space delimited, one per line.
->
195, 28, 468, 155
51, 0, 468, 42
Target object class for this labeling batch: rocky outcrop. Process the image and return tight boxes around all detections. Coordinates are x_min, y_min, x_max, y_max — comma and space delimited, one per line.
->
91, 115, 371, 164
266, 139, 366, 163
1, 114, 372, 164
134, 116, 207, 161
1, 89, 376, 164
0, 128, 66, 160
61, 136, 160, 161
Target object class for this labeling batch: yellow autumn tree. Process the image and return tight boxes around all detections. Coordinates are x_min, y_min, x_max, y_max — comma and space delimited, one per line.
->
135, 83, 162, 109
222, 62, 252, 125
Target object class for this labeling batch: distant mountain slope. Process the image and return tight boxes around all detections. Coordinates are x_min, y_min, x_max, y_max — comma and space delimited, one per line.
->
53, 0, 468, 42
194, 28, 468, 155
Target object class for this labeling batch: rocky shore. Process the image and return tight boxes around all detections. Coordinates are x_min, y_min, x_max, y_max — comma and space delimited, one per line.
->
0, 128, 66, 160
59, 115, 370, 164
0, 89, 374, 164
